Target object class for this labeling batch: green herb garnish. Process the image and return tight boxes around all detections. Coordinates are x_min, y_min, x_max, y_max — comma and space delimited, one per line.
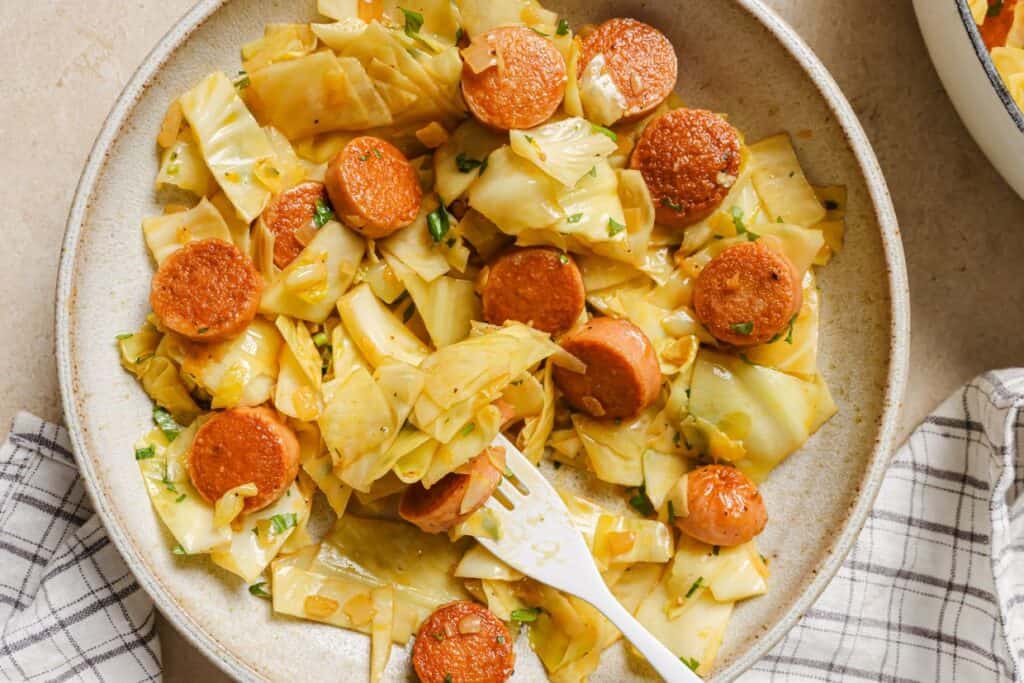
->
685, 576, 704, 598
556, 19, 570, 35
427, 207, 450, 242
729, 321, 754, 336
153, 408, 181, 442
496, 635, 506, 644
558, 252, 570, 265
660, 197, 683, 212
681, 656, 700, 672
269, 513, 298, 535
116, 332, 134, 340
312, 331, 329, 348
433, 631, 445, 641
667, 499, 677, 522
591, 124, 617, 142
730, 206, 759, 241
313, 198, 335, 228
174, 493, 186, 503
455, 153, 484, 173
455, 27, 464, 43
607, 217, 626, 237
510, 607, 541, 623
172, 543, 187, 555
234, 70, 250, 89
587, 166, 597, 178
460, 423, 476, 437
134, 445, 156, 460
197, 327, 209, 335
566, 213, 584, 224
628, 486, 655, 516
400, 7, 424, 37
249, 582, 271, 598
529, 27, 550, 36
784, 314, 797, 344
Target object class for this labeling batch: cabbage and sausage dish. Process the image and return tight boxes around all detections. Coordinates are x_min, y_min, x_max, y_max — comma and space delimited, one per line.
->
119, 1, 844, 679
969, 0, 1024, 109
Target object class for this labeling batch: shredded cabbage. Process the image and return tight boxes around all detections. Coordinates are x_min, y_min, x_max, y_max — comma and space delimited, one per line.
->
180, 317, 282, 409
748, 134, 826, 226
468, 146, 564, 234
336, 283, 431, 368
156, 135, 216, 196
241, 24, 318, 72
434, 120, 507, 204
572, 409, 651, 486
142, 198, 233, 265
510, 117, 618, 187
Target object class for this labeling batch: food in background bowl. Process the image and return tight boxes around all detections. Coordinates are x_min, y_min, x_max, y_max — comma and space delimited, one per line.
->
115, 0, 849, 679
969, 0, 1024, 107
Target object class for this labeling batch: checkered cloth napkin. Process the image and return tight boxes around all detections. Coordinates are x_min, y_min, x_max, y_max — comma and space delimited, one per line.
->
2, 370, 1023, 682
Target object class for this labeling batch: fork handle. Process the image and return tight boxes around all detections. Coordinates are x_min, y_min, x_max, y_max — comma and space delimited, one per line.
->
584, 585, 703, 682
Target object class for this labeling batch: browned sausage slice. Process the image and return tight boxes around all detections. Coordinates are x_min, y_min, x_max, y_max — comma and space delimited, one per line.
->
692, 241, 802, 347
461, 26, 567, 131
324, 136, 422, 239
412, 601, 515, 683
552, 317, 662, 420
399, 447, 505, 534
482, 247, 585, 336
630, 108, 742, 227
260, 181, 327, 269
150, 238, 263, 342
676, 464, 767, 546
187, 407, 301, 513
580, 18, 678, 122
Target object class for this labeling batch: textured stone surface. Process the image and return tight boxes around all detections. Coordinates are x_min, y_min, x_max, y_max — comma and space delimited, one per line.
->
0, 0, 1020, 680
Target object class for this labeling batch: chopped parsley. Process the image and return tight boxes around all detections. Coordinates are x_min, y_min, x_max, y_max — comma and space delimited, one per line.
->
455, 27, 464, 43
313, 198, 335, 228
558, 252, 570, 265
174, 493, 186, 503
529, 27, 550, 36
556, 19, 570, 35
607, 217, 626, 237
628, 486, 655, 516
685, 576, 704, 598
446, 237, 456, 247
667, 499, 677, 523
460, 423, 476, 437
587, 166, 597, 178
496, 635, 506, 644
427, 206, 451, 242
373, 147, 383, 159
433, 631, 445, 641
172, 543, 187, 555
197, 327, 209, 335
989, 0, 1005, 17
566, 213, 584, 224
249, 582, 271, 598
729, 321, 754, 336
312, 331, 329, 348
730, 206, 759, 241
400, 7, 424, 37
591, 124, 617, 142
116, 332, 134, 340
455, 152, 484, 173
510, 607, 541, 623
152, 408, 181, 442
739, 353, 755, 365
785, 313, 798, 343
233, 70, 250, 89
660, 197, 683, 212
444, 675, 452, 683
134, 445, 156, 461
776, 216, 784, 223
681, 656, 700, 672
269, 513, 298, 535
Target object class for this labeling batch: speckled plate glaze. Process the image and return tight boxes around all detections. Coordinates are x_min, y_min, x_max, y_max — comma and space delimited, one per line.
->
914, 1, 1024, 201
56, 1, 909, 680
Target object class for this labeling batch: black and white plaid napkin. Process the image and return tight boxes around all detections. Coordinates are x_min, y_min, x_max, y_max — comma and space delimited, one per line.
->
3, 370, 1022, 682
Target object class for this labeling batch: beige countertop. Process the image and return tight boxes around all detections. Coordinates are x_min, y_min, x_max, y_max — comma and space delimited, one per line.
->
2, 0, 1022, 680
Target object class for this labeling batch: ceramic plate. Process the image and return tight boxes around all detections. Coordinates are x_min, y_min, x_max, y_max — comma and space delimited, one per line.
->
56, 0, 909, 680
914, 0, 1024, 200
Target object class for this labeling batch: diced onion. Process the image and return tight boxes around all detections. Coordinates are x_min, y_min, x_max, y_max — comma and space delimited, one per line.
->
213, 482, 258, 528
304, 594, 340, 619
462, 37, 497, 74
607, 530, 637, 556
549, 346, 586, 374
458, 613, 484, 634
343, 593, 376, 625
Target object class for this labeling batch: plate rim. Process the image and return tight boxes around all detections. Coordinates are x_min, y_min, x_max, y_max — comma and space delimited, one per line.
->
54, 1, 910, 681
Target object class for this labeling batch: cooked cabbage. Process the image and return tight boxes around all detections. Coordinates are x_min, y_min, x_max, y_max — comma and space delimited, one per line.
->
213, 482, 258, 528
311, 18, 368, 51
743, 271, 819, 378
138, 357, 202, 426
261, 220, 365, 322
319, 367, 395, 468
665, 536, 768, 608
380, 198, 452, 282
512, 365, 554, 464
142, 198, 233, 265
688, 350, 836, 481
336, 284, 431, 368
156, 135, 216, 196
434, 120, 507, 204
748, 134, 826, 227
578, 53, 628, 126
274, 317, 323, 420
256, 126, 308, 194
247, 51, 392, 140
241, 24, 318, 73
384, 254, 479, 348
588, 169, 656, 265
468, 146, 563, 234
563, 37, 584, 118
180, 317, 281, 408
550, 159, 627, 246
524, 583, 605, 681
179, 71, 274, 222
642, 449, 687, 510
510, 117, 618, 187
454, 544, 523, 581
457, 0, 537, 37
572, 410, 651, 486
296, 421, 353, 516
330, 318, 372, 381
208, 191, 252, 254
592, 514, 674, 567
369, 586, 394, 683
421, 402, 502, 486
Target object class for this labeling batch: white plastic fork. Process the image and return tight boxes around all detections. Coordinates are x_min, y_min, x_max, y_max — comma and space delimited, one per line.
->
477, 435, 702, 683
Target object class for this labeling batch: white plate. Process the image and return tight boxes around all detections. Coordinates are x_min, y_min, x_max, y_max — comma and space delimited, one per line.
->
55, 0, 909, 680
914, 0, 1024, 200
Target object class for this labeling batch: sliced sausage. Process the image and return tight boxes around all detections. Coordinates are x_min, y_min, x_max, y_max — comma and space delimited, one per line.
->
324, 136, 422, 239
482, 247, 585, 336
981, 0, 1018, 50
630, 108, 742, 228
259, 181, 326, 269
461, 26, 567, 131
552, 317, 661, 420
675, 464, 767, 547
692, 240, 802, 347
412, 601, 515, 683
150, 238, 263, 342
580, 18, 678, 122
187, 406, 300, 513
399, 447, 505, 534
